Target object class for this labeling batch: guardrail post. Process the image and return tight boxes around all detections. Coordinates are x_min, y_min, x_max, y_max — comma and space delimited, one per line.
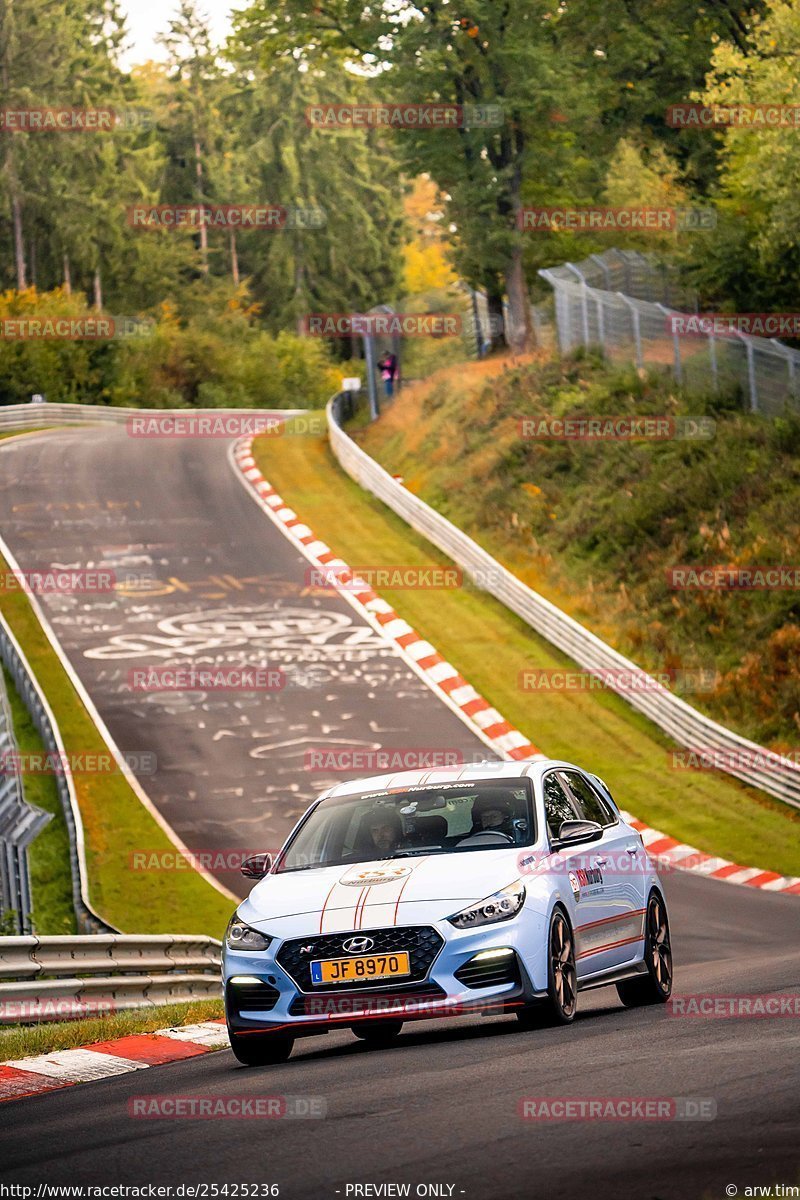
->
563, 264, 590, 347
735, 334, 758, 412
708, 333, 718, 393
788, 351, 797, 399
363, 333, 380, 421
618, 294, 643, 369
773, 341, 798, 405
589, 253, 612, 292
470, 289, 484, 358
595, 293, 606, 350
656, 303, 683, 385
747, 339, 757, 411
0, 665, 51, 934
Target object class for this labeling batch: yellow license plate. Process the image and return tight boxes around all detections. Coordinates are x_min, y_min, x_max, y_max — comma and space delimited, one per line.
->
311, 952, 411, 985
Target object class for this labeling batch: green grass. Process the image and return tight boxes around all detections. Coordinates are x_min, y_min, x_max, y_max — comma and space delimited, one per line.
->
0, 429, 50, 441
0, 998, 224, 1062
0, 548, 234, 936
252, 412, 800, 877
3, 667, 76, 935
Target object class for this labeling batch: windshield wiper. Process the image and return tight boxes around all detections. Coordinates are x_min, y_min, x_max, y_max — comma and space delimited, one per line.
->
387, 846, 442, 857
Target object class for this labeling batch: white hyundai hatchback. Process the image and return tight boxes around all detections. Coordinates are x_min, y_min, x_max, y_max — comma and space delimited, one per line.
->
223, 759, 673, 1065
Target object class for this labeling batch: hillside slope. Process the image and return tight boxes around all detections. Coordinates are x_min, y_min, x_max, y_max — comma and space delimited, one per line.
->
356, 352, 800, 751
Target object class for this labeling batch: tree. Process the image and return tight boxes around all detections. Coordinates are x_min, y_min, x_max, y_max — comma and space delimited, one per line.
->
402, 175, 457, 294
158, 2, 222, 276
684, 0, 800, 311
226, 22, 405, 336
230, 0, 583, 352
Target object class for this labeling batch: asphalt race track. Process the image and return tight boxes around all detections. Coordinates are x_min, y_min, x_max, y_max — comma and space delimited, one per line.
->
0, 427, 798, 1198
0, 426, 491, 895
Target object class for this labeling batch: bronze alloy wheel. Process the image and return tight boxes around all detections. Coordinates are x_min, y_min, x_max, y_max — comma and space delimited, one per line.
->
617, 891, 673, 1007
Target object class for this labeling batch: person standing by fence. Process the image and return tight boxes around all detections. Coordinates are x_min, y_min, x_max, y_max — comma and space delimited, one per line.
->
378, 352, 398, 399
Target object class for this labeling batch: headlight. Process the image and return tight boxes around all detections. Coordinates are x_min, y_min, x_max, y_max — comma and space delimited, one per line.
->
225, 915, 272, 952
448, 880, 526, 929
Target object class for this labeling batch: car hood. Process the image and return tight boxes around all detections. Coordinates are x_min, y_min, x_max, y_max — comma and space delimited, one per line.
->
238, 850, 524, 929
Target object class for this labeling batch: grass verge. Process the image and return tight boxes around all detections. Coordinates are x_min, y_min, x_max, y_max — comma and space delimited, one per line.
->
0, 998, 224, 1062
252, 411, 799, 877
0, 429, 54, 441
0, 564, 233, 937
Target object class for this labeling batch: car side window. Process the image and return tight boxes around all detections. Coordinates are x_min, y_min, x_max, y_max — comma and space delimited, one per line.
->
559, 771, 616, 827
542, 773, 581, 839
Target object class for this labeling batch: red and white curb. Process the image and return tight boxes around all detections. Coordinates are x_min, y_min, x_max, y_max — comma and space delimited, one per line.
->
232, 436, 800, 898
0, 1021, 230, 1103
620, 812, 800, 894
231, 437, 542, 763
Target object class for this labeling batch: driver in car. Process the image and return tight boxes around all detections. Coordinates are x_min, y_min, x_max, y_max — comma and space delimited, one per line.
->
471, 797, 518, 839
364, 808, 404, 856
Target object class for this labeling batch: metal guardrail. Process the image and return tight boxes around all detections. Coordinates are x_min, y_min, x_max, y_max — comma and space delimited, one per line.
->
0, 934, 222, 1021
0, 614, 115, 934
327, 394, 800, 811
0, 402, 294, 433
0, 670, 51, 935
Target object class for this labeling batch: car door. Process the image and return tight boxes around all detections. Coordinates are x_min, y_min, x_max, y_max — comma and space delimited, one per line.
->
541, 771, 609, 980
558, 769, 647, 973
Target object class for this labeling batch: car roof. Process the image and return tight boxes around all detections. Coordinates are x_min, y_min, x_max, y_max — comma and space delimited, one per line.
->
320, 757, 581, 800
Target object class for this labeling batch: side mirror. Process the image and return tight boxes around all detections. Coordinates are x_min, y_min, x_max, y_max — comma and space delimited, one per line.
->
241, 852, 272, 879
551, 820, 603, 850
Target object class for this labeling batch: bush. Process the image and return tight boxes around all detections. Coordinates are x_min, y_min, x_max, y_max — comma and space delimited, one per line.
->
0, 284, 342, 411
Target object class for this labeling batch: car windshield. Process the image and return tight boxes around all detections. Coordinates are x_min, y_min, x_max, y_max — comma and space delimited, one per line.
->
276, 780, 535, 872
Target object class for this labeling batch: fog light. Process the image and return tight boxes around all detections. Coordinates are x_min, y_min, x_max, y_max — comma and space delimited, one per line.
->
472, 948, 515, 961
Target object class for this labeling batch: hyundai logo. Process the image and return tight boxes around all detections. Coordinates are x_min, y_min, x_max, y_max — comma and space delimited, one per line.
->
342, 936, 375, 954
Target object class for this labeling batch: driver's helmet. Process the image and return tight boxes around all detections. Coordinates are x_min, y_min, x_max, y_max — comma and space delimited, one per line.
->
471, 795, 515, 835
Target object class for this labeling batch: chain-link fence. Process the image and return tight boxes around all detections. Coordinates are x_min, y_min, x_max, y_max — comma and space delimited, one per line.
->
539, 248, 800, 417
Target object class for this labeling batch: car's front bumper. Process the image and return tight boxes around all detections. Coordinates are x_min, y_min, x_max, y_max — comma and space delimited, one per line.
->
223, 912, 547, 1040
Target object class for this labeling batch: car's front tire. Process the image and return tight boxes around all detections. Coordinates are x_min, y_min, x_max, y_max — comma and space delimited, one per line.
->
351, 1019, 404, 1047
616, 889, 673, 1007
518, 906, 577, 1029
230, 1031, 295, 1066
